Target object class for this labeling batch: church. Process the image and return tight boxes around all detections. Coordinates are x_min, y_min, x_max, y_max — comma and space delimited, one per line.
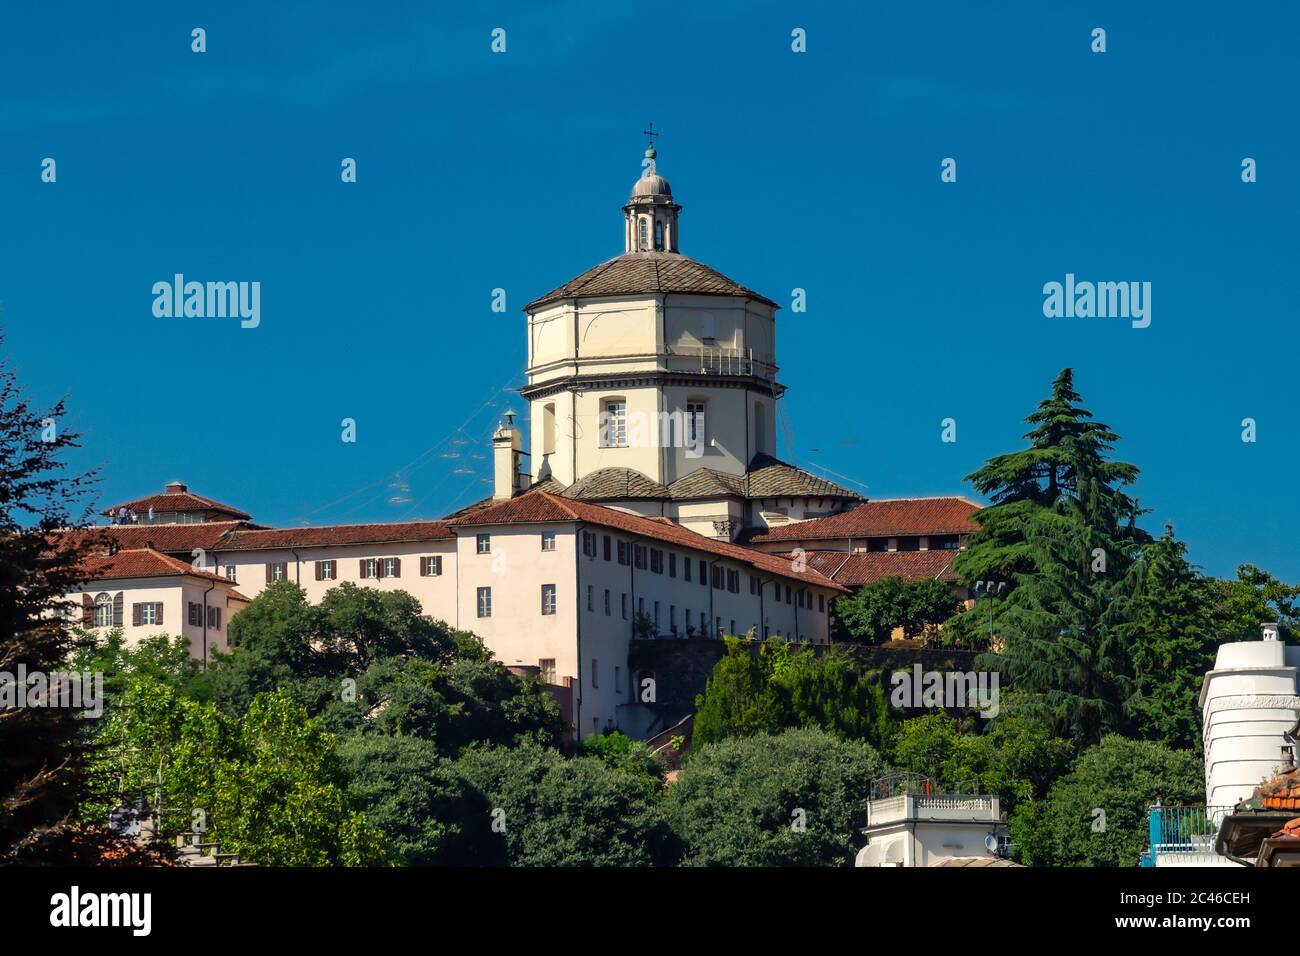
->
68, 140, 979, 740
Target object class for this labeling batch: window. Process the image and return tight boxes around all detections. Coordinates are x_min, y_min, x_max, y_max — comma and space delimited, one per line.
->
188, 602, 201, 627
638, 597, 644, 616
868, 537, 890, 553
617, 541, 630, 565
587, 585, 593, 612
711, 565, 724, 590
93, 593, 113, 628
785, 585, 792, 604
669, 553, 677, 577
360, 558, 377, 579
421, 555, 443, 576
207, 606, 222, 630
818, 594, 825, 612
381, 557, 399, 578
650, 548, 663, 574
224, 565, 237, 582
267, 561, 288, 582
476, 533, 491, 554
700, 562, 709, 588
604, 589, 611, 616
141, 603, 159, 626
600, 400, 627, 448
653, 219, 663, 251
316, 559, 336, 581
687, 401, 707, 447
539, 659, 556, 684
634, 544, 646, 570
749, 575, 758, 595
726, 569, 740, 593
638, 217, 648, 249
591, 658, 599, 689
477, 587, 492, 618
603, 535, 612, 561
581, 531, 596, 556
542, 531, 557, 552
730, 619, 735, 635
621, 593, 628, 620
670, 605, 677, 632
929, 534, 960, 550
541, 584, 557, 615
715, 616, 722, 638
897, 536, 921, 552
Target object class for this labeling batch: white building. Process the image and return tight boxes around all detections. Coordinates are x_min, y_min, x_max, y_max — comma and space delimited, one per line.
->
69, 141, 981, 740
855, 776, 1011, 867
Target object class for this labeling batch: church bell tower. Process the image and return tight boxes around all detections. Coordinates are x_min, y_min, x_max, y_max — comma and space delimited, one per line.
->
623, 125, 680, 253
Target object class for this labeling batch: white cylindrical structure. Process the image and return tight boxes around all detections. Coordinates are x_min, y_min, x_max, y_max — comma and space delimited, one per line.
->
1200, 635, 1300, 812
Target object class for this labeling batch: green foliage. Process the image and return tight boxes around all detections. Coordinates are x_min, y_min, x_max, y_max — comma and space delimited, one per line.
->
71, 630, 210, 705
578, 731, 664, 796
1119, 527, 1216, 749
1013, 735, 1203, 867
666, 727, 886, 866
0, 354, 99, 862
837, 576, 959, 644
888, 711, 1073, 814
693, 638, 892, 750
1208, 564, 1300, 643
85, 676, 386, 866
209, 581, 563, 756
337, 735, 498, 866
454, 744, 673, 866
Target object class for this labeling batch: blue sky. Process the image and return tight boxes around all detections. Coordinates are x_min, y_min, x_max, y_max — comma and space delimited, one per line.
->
2, 1, 1296, 580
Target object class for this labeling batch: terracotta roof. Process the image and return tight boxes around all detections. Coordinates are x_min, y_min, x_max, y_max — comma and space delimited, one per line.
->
561, 468, 669, 501
215, 520, 454, 552
791, 549, 961, 587
90, 521, 259, 554
1240, 766, 1300, 813
746, 496, 980, 544
102, 488, 251, 520
928, 856, 1021, 868
76, 548, 232, 585
525, 252, 778, 311
448, 491, 848, 592
227, 590, 252, 603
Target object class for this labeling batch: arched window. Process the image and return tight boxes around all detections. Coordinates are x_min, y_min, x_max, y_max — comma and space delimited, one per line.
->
654, 220, 664, 251
542, 402, 556, 456
754, 401, 767, 454
638, 219, 648, 250
94, 592, 113, 628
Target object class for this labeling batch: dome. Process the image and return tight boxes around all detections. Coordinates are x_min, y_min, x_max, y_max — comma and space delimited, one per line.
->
631, 172, 672, 199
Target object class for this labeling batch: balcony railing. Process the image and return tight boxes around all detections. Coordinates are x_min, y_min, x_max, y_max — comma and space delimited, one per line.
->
697, 346, 777, 378
1142, 805, 1234, 866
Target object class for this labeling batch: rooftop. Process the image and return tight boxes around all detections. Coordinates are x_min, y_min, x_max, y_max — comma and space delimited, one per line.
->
524, 252, 779, 311
76, 547, 233, 585
746, 496, 980, 544
102, 482, 251, 521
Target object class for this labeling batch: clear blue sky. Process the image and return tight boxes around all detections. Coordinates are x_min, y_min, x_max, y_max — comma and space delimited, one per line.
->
2, 1, 1296, 581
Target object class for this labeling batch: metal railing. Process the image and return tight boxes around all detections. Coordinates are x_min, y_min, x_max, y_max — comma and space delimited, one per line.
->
1143, 805, 1233, 865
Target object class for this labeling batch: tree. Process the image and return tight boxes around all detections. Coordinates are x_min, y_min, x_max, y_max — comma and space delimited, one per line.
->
338, 735, 496, 866
692, 638, 892, 749
666, 727, 886, 866
888, 711, 1073, 815
210, 581, 563, 756
837, 576, 959, 643
454, 744, 674, 866
85, 676, 386, 865
1013, 735, 1203, 867
1208, 564, 1300, 643
1119, 527, 1216, 749
0, 350, 101, 863
984, 467, 1142, 743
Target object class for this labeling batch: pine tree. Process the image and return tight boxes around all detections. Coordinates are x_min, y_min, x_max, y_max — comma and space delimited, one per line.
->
1120, 526, 1216, 749
984, 465, 1140, 744
0, 347, 100, 862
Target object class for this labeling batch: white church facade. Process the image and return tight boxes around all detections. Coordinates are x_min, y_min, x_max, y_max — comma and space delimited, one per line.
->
68, 142, 977, 740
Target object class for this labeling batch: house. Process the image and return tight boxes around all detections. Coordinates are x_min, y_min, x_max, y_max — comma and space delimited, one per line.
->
855, 773, 1011, 867
67, 140, 976, 740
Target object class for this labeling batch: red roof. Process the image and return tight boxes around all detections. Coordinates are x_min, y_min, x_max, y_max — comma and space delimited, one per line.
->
91, 521, 257, 554
103, 486, 251, 521
746, 497, 981, 544
76, 547, 233, 585
215, 520, 454, 551
793, 549, 961, 586
449, 492, 849, 592
1256, 767, 1300, 812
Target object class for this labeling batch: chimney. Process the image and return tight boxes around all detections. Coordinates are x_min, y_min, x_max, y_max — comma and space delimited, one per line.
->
1263, 622, 1280, 642
492, 411, 524, 501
